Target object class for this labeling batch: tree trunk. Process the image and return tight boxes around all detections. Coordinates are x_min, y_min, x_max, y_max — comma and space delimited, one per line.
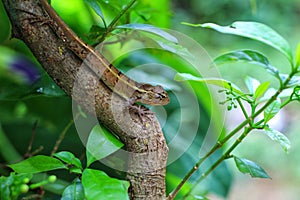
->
2, 0, 168, 199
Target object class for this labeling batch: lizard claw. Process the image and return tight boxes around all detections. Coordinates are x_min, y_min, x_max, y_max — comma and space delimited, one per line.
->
128, 104, 154, 123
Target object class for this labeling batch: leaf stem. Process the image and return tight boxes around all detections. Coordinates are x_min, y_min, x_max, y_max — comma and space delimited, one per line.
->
98, 0, 137, 42
51, 113, 80, 155
167, 70, 295, 199
183, 126, 254, 198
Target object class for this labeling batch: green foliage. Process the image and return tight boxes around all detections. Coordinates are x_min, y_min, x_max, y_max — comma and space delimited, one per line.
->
82, 169, 130, 200
296, 43, 300, 67
173, 20, 300, 199
2, 0, 299, 199
8, 155, 67, 174
61, 178, 85, 200
213, 50, 279, 78
184, 21, 293, 63
175, 74, 244, 95
54, 151, 83, 174
86, 125, 124, 167
0, 173, 32, 200
117, 24, 178, 43
263, 126, 291, 153
263, 98, 281, 124
233, 156, 270, 178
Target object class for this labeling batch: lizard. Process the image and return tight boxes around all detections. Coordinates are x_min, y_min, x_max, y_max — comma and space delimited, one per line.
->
40, 0, 170, 106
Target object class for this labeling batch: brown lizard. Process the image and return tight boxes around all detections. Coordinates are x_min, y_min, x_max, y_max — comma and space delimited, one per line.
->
40, 0, 170, 106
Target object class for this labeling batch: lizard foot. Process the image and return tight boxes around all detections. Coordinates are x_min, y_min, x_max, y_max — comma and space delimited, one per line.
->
128, 104, 154, 123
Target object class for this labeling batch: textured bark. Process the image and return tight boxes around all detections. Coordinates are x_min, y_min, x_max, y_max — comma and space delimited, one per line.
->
2, 0, 168, 199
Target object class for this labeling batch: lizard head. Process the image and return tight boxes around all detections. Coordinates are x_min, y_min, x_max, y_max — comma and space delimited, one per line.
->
135, 84, 170, 106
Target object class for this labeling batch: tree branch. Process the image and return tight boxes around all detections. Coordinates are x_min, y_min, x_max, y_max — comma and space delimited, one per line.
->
2, 0, 168, 199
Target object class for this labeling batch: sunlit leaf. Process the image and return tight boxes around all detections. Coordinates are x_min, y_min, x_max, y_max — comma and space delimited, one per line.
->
184, 21, 293, 63
156, 40, 194, 59
117, 24, 178, 43
296, 43, 300, 67
264, 98, 281, 123
233, 156, 270, 178
263, 126, 291, 153
84, 0, 106, 27
254, 81, 270, 101
53, 151, 82, 170
9, 155, 67, 174
174, 73, 244, 95
86, 125, 124, 167
61, 178, 85, 200
244, 76, 260, 94
82, 169, 129, 200
213, 50, 279, 78
185, 195, 208, 200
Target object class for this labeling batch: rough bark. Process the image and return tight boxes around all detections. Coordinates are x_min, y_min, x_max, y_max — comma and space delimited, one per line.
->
2, 0, 168, 199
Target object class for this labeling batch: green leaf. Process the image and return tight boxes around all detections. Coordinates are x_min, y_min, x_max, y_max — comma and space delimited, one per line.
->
213, 50, 279, 78
82, 169, 129, 200
84, 0, 106, 27
185, 21, 293, 62
263, 126, 291, 153
155, 40, 194, 59
61, 178, 85, 200
233, 156, 270, 178
264, 98, 281, 123
8, 155, 67, 174
244, 76, 260, 94
296, 43, 300, 67
53, 151, 82, 170
186, 195, 208, 200
174, 73, 244, 95
117, 24, 178, 43
0, 176, 11, 200
86, 125, 124, 167
254, 81, 270, 101
0, 173, 33, 200
280, 74, 300, 87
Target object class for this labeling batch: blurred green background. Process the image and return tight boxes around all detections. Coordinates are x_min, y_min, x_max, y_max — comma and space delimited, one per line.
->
0, 0, 299, 199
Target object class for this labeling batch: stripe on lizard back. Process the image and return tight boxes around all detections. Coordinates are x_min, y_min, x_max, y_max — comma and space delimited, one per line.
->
40, 0, 169, 105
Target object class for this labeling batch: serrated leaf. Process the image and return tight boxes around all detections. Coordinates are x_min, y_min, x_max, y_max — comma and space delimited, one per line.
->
233, 156, 270, 178
61, 178, 85, 200
254, 81, 270, 101
53, 151, 82, 170
82, 169, 129, 200
174, 73, 244, 95
184, 21, 293, 63
214, 50, 279, 78
264, 98, 281, 123
86, 125, 124, 167
117, 24, 178, 43
8, 155, 67, 174
263, 127, 291, 153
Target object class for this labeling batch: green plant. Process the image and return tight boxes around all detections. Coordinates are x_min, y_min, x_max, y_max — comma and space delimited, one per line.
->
1, 0, 300, 199
168, 21, 299, 199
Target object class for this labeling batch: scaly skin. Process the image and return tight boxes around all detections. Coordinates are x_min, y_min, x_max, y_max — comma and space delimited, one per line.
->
40, 0, 170, 105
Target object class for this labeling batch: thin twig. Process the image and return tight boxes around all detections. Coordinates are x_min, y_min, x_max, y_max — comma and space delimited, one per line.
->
51, 113, 80, 155
24, 120, 38, 158
98, 0, 137, 43
167, 70, 296, 199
